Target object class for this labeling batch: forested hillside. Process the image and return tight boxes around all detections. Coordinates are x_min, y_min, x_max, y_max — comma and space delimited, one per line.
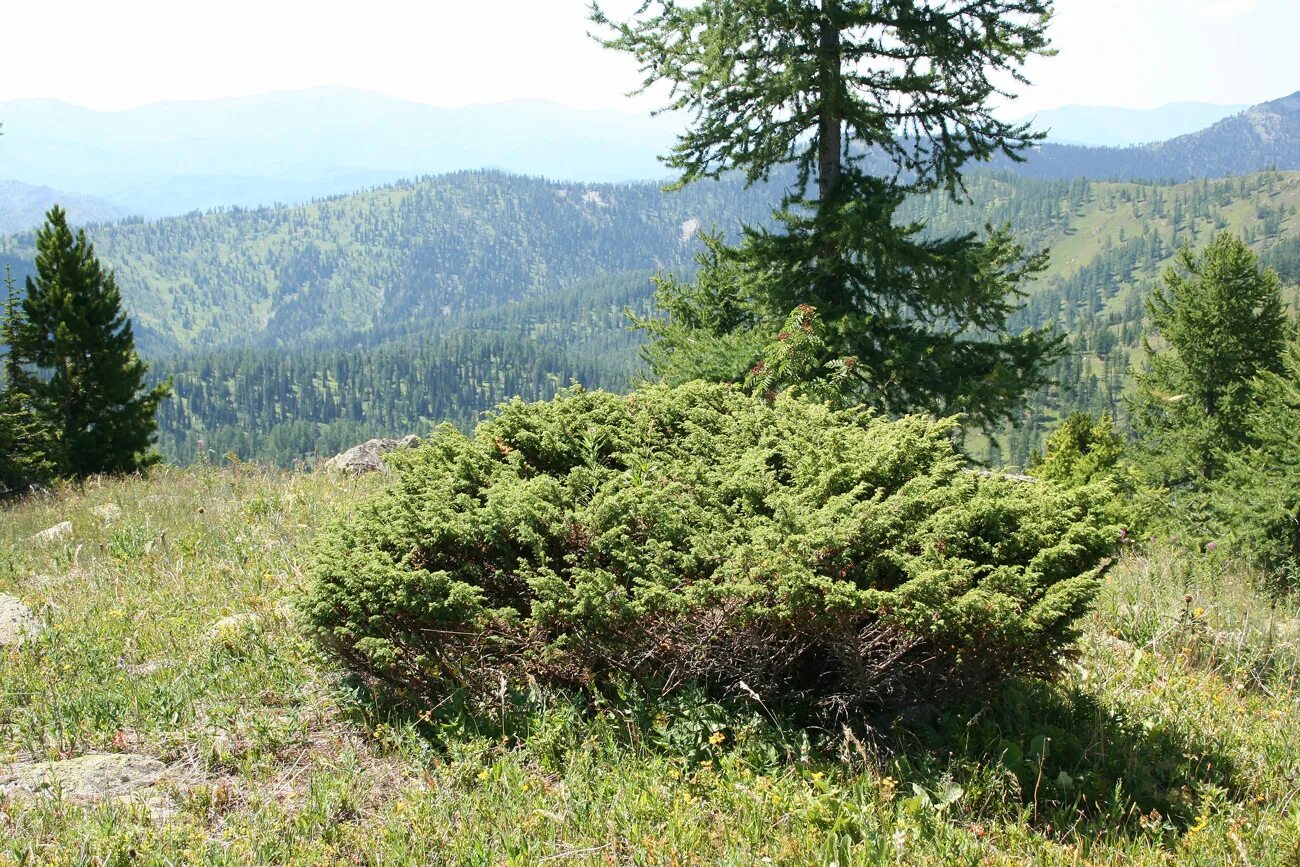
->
154, 271, 657, 463
6, 167, 1299, 466
0, 171, 775, 356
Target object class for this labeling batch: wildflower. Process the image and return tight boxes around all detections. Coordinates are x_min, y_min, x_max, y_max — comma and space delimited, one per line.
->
1194, 607, 1205, 618
1188, 812, 1210, 834
476, 769, 491, 782
1205, 541, 1218, 552
708, 730, 726, 746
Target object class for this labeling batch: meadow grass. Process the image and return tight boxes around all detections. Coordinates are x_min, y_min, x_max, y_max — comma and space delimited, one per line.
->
1, 466, 1297, 865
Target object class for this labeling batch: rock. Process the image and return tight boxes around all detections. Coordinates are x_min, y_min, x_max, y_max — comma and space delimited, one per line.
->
32, 521, 73, 543
206, 612, 260, 645
120, 659, 171, 677
92, 503, 123, 524
324, 435, 421, 475
0, 754, 167, 803
0, 594, 39, 647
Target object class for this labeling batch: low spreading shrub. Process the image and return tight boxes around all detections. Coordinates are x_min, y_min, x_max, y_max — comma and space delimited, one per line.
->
301, 383, 1117, 717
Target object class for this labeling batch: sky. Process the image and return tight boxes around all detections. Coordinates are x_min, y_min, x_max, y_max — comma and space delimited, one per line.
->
0, 0, 1294, 115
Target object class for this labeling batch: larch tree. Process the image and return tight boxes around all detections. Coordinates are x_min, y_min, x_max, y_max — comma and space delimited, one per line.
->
15, 206, 171, 478
594, 0, 1065, 427
1130, 233, 1288, 485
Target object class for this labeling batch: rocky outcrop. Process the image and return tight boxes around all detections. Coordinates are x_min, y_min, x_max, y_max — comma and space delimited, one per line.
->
0, 754, 168, 805
323, 435, 421, 475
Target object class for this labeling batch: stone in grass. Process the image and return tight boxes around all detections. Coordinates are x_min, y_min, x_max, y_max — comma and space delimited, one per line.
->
0, 754, 167, 803
32, 521, 73, 544
323, 435, 422, 475
206, 612, 261, 647
92, 503, 124, 524
0, 593, 39, 647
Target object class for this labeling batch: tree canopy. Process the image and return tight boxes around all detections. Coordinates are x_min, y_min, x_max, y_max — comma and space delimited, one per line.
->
595, 0, 1065, 426
12, 207, 170, 477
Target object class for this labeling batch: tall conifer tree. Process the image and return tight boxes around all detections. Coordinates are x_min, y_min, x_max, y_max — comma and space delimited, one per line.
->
16, 207, 171, 477
595, 0, 1064, 426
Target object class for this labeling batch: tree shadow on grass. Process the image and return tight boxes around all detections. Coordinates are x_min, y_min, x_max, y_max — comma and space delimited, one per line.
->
883, 678, 1239, 837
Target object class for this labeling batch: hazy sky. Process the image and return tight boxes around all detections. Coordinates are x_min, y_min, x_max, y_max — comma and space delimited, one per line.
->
0, 0, 1294, 115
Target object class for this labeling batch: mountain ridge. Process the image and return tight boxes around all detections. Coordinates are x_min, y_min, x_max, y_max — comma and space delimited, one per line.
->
3, 87, 1299, 221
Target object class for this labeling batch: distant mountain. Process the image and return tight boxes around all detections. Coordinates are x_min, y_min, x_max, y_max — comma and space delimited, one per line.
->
0, 180, 127, 234
1012, 101, 1246, 147
0, 88, 680, 216
3, 87, 1297, 217
1013, 92, 1300, 181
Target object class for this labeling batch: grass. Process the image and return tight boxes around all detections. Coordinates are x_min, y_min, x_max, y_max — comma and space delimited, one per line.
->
1, 465, 1298, 865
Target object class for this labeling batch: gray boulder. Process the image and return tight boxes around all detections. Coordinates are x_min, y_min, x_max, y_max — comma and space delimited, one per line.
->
32, 521, 73, 543
324, 435, 422, 475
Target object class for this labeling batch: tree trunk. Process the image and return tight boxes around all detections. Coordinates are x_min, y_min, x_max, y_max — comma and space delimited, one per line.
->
818, 0, 843, 206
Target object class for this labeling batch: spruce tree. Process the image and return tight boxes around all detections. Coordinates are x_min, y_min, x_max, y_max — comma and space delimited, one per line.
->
16, 207, 171, 477
594, 0, 1064, 426
0, 266, 55, 496
1129, 233, 1288, 485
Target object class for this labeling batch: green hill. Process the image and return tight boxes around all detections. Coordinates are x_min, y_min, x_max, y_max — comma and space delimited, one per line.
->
0, 170, 774, 357
5, 168, 1299, 466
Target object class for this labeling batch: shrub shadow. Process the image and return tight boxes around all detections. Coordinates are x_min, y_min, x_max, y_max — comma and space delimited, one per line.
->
882, 678, 1240, 835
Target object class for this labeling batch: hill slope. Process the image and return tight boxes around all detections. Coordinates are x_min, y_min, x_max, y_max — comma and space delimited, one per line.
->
1014, 92, 1300, 181
109, 168, 1300, 466
1, 459, 1296, 861
0, 180, 127, 234
0, 171, 774, 357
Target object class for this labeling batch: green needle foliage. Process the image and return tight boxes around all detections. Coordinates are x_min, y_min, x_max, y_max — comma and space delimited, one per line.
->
13, 207, 171, 477
302, 383, 1116, 718
1214, 341, 1300, 586
594, 0, 1065, 426
0, 266, 54, 497
1130, 233, 1288, 487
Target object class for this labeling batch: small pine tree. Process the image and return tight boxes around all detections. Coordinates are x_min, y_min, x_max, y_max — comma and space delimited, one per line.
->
1129, 234, 1288, 485
15, 207, 171, 477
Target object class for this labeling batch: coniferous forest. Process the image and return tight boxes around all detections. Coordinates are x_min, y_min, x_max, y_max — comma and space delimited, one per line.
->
5, 168, 1291, 466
